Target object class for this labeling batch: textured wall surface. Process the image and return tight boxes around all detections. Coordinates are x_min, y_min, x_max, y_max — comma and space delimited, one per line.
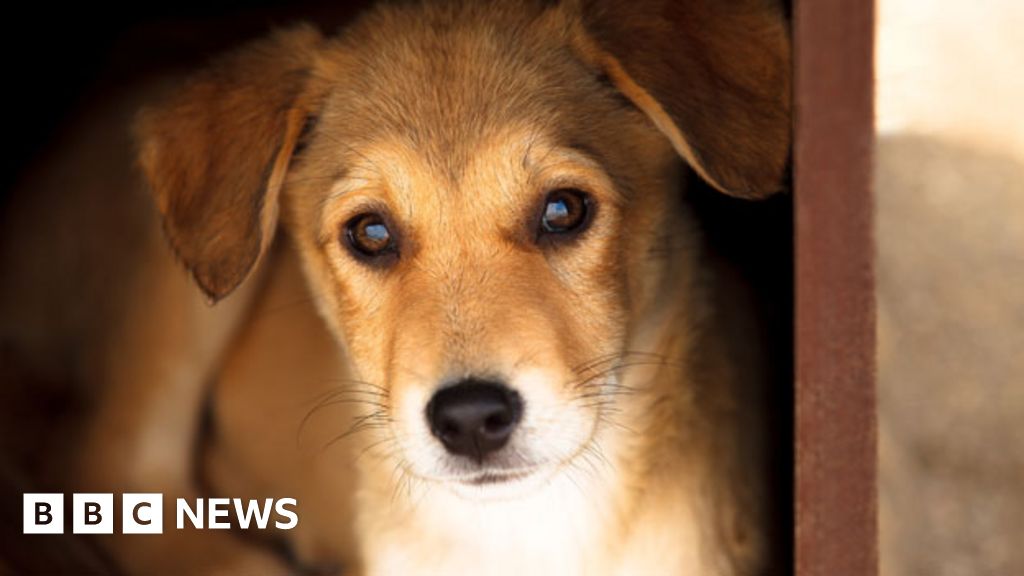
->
876, 2, 1024, 574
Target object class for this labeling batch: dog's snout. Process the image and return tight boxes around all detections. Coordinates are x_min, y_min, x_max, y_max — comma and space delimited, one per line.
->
426, 379, 522, 462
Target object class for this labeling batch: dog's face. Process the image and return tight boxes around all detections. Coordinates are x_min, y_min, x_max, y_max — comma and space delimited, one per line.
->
284, 6, 684, 490
136, 0, 790, 495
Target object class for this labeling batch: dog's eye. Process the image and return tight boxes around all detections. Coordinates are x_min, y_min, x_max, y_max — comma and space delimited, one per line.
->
344, 213, 397, 262
539, 189, 592, 237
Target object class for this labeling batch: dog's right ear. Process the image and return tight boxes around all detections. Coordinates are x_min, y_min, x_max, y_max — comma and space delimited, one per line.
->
136, 25, 323, 303
568, 0, 791, 199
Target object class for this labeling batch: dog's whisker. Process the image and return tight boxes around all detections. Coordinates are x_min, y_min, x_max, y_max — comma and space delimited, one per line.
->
567, 356, 686, 394
582, 442, 613, 472
306, 391, 390, 407
319, 423, 389, 454
305, 393, 389, 412
354, 437, 398, 465
300, 386, 388, 406
577, 399, 616, 410
297, 383, 392, 446
572, 449, 605, 486
570, 350, 669, 375
595, 412, 639, 437
318, 411, 391, 453
389, 460, 415, 507
301, 380, 389, 403
561, 463, 589, 501
409, 482, 433, 516
403, 468, 417, 502
570, 351, 623, 375
572, 389, 635, 401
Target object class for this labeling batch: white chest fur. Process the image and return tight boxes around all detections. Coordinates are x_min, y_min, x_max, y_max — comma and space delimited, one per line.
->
359, 466, 709, 576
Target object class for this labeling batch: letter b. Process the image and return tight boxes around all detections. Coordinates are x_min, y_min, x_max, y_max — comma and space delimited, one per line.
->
23, 494, 63, 534
73, 494, 113, 534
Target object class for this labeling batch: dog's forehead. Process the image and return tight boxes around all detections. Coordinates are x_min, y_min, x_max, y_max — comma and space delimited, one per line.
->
313, 1, 597, 165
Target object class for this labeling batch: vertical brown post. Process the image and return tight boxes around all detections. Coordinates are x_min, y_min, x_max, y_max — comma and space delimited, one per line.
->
794, 0, 876, 575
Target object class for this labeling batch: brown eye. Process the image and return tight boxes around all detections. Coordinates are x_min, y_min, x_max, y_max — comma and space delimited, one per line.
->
539, 189, 592, 237
344, 213, 397, 262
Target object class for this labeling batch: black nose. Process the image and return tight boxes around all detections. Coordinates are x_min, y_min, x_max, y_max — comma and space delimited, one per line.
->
426, 379, 523, 462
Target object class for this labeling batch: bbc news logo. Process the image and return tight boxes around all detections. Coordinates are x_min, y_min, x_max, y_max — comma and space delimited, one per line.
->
23, 494, 298, 534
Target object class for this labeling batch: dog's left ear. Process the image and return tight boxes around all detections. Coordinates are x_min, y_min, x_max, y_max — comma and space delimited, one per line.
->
568, 0, 791, 198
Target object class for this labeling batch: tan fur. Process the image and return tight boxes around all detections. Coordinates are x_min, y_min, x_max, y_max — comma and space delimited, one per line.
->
1, 1, 789, 574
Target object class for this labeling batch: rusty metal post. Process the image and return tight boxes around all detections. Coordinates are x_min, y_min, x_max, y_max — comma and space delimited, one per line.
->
794, 0, 877, 574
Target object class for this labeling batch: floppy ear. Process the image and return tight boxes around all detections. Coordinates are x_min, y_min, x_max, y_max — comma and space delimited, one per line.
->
136, 25, 323, 302
570, 0, 791, 198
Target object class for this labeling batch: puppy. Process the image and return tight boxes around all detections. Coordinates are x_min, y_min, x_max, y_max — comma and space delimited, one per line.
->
0, 0, 790, 574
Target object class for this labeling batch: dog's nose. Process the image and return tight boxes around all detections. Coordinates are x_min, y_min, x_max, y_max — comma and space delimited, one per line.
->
426, 379, 522, 462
